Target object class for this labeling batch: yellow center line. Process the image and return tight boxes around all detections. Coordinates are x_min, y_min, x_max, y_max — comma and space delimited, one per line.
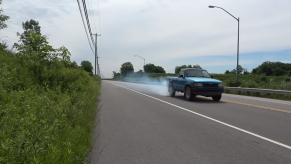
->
201, 97, 291, 114
222, 99, 291, 114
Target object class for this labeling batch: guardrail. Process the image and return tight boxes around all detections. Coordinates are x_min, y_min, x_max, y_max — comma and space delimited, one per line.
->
224, 87, 291, 95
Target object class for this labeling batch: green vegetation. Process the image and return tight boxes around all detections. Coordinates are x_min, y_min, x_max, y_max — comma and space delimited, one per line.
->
175, 64, 202, 74
212, 74, 291, 100
0, 0, 10, 30
144, 63, 165, 73
225, 65, 250, 74
120, 62, 134, 76
0, 18, 100, 163
252, 61, 291, 76
81, 60, 94, 76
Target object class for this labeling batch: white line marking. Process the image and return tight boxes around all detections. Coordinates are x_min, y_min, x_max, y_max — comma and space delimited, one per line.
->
106, 81, 291, 150
223, 93, 291, 106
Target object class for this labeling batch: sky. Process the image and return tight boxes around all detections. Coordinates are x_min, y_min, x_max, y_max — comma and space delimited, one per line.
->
1, 0, 291, 78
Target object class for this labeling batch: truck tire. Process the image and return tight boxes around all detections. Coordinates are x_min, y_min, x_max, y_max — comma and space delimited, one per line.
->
184, 86, 193, 101
168, 84, 175, 97
212, 95, 221, 101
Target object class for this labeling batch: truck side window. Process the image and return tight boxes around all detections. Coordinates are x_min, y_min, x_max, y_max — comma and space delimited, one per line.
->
184, 71, 188, 77
179, 71, 183, 78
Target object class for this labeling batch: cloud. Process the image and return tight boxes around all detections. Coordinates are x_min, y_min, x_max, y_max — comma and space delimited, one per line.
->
1, 0, 291, 78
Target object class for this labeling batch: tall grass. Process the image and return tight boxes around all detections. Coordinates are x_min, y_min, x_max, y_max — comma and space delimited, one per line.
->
0, 50, 100, 163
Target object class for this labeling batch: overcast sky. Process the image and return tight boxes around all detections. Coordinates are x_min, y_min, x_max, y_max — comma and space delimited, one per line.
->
1, 0, 291, 78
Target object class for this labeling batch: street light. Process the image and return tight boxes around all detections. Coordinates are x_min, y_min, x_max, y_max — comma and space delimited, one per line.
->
209, 5, 240, 81
134, 55, 145, 72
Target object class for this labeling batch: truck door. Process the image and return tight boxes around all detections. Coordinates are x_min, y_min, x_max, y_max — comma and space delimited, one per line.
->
177, 70, 185, 91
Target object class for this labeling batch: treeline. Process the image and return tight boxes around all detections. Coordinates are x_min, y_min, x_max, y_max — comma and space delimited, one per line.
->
113, 60, 291, 79
224, 62, 291, 76
113, 62, 166, 79
252, 61, 291, 76
0, 2, 100, 163
175, 64, 202, 74
112, 62, 204, 79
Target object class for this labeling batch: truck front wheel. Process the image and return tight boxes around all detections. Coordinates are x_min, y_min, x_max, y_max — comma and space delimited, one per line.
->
168, 84, 175, 97
212, 95, 221, 101
184, 86, 193, 101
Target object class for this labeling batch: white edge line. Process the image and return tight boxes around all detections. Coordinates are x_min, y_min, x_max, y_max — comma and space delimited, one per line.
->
223, 93, 291, 106
106, 81, 291, 150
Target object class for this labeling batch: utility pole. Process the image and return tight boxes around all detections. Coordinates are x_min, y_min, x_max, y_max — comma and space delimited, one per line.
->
91, 33, 101, 76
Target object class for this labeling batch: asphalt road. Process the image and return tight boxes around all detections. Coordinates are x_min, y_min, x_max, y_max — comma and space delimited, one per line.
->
88, 81, 291, 164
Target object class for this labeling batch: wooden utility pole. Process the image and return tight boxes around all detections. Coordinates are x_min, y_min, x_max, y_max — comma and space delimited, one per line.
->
91, 33, 101, 76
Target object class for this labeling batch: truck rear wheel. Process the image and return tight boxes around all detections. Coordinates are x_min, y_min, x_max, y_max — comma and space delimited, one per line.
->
212, 95, 221, 101
184, 86, 193, 101
168, 84, 175, 97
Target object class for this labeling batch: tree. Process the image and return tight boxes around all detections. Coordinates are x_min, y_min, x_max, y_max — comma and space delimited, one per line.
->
226, 65, 245, 75
175, 64, 202, 74
144, 63, 155, 73
192, 64, 202, 69
252, 61, 290, 76
17, 31, 55, 56
0, 37, 7, 51
112, 71, 121, 79
225, 70, 230, 74
0, 0, 9, 30
14, 19, 42, 49
144, 63, 165, 73
243, 68, 249, 75
274, 67, 285, 76
81, 60, 93, 75
71, 61, 79, 68
120, 62, 134, 76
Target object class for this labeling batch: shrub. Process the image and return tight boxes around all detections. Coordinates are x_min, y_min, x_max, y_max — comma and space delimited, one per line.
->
260, 76, 267, 82
0, 48, 100, 163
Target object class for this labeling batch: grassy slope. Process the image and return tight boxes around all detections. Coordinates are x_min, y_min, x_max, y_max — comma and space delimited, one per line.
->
0, 51, 100, 163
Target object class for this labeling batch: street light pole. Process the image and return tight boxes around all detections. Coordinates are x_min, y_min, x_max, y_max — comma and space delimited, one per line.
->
209, 5, 240, 81
237, 17, 240, 81
134, 55, 145, 72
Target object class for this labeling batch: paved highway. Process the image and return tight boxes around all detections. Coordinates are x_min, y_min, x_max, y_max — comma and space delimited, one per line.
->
88, 81, 291, 164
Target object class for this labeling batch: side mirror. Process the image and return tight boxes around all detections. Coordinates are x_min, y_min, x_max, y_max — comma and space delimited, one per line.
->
211, 76, 213, 78
179, 75, 183, 78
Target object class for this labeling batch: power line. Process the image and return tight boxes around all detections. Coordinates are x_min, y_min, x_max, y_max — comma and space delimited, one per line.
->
81, 0, 95, 45
89, 0, 98, 33
77, 0, 94, 53
98, 0, 101, 34
98, 0, 102, 60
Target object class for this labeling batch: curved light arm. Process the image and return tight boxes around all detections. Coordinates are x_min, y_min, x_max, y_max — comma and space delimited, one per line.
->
134, 55, 145, 60
209, 5, 238, 21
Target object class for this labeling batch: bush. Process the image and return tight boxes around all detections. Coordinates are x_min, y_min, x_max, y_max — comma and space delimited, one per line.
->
0, 50, 100, 163
260, 76, 267, 82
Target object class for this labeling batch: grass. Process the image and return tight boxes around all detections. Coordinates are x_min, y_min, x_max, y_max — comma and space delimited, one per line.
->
0, 50, 100, 163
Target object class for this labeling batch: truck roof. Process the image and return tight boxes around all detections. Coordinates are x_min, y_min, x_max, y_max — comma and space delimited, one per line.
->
180, 68, 204, 71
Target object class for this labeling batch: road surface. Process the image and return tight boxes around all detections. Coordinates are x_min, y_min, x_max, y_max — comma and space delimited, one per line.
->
88, 81, 291, 164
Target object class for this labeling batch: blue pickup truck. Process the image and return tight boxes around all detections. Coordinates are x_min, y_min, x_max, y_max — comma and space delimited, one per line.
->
166, 68, 224, 101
